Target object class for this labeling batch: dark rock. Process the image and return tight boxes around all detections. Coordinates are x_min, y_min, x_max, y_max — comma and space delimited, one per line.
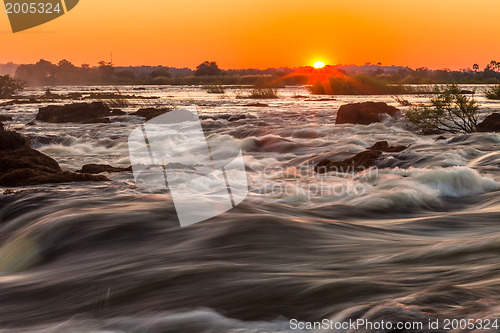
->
0, 99, 41, 107
305, 98, 337, 101
227, 114, 248, 121
131, 107, 173, 120
0, 127, 109, 186
435, 136, 447, 141
244, 103, 268, 107
367, 141, 407, 152
336, 102, 400, 125
110, 109, 126, 115
477, 113, 500, 132
0, 127, 27, 150
36, 102, 119, 124
78, 164, 132, 174
0, 115, 13, 121
315, 141, 408, 173
460, 90, 474, 94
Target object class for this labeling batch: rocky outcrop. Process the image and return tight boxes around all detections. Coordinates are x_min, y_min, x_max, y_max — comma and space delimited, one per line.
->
0, 115, 13, 121
36, 102, 121, 124
336, 102, 400, 125
78, 164, 132, 174
477, 113, 500, 132
0, 127, 109, 186
131, 107, 173, 121
315, 141, 408, 173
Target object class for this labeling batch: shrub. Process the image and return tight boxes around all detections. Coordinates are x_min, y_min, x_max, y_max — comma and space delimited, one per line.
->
203, 84, 225, 94
0, 75, 24, 98
247, 88, 278, 99
485, 85, 500, 100
195, 61, 222, 76
309, 74, 411, 95
393, 96, 412, 106
405, 85, 479, 134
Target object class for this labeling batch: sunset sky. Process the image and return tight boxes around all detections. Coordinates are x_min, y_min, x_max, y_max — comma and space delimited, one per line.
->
1, 0, 499, 69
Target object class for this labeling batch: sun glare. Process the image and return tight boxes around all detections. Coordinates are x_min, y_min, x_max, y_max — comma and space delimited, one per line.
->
313, 61, 325, 69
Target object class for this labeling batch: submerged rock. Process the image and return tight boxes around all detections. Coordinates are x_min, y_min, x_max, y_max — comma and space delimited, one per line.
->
0, 127, 108, 186
78, 164, 132, 174
477, 113, 500, 132
244, 103, 268, 107
0, 99, 41, 107
0, 115, 13, 122
36, 102, 120, 124
336, 102, 400, 125
315, 141, 408, 173
201, 114, 249, 121
131, 107, 173, 121
367, 141, 407, 152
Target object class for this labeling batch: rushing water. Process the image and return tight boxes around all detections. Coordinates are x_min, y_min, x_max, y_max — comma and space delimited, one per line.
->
1, 85, 500, 332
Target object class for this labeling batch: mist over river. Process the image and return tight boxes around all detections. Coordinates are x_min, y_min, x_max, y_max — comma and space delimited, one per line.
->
1, 85, 500, 332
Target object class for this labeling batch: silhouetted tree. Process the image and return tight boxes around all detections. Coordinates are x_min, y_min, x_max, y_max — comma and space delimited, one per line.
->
115, 70, 136, 81
15, 59, 57, 85
472, 64, 479, 72
195, 61, 222, 76
150, 67, 171, 78
0, 75, 24, 98
98, 61, 115, 80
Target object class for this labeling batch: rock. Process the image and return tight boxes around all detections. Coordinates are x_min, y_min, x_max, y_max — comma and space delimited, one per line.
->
78, 164, 132, 174
315, 141, 408, 173
245, 103, 268, 107
336, 102, 400, 125
0, 99, 41, 107
36, 102, 121, 124
367, 141, 407, 152
305, 98, 336, 102
0, 127, 109, 186
315, 150, 382, 173
0, 115, 13, 121
0, 127, 26, 150
131, 107, 173, 120
110, 109, 126, 115
477, 113, 500, 132
435, 136, 447, 141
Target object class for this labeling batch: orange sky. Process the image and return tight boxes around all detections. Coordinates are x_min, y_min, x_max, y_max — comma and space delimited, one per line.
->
1, 0, 499, 69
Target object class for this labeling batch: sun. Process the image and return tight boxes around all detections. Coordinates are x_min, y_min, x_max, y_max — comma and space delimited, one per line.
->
313, 61, 325, 69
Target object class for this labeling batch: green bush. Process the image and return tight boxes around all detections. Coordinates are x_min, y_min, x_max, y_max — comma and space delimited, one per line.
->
485, 85, 500, 100
405, 85, 479, 134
